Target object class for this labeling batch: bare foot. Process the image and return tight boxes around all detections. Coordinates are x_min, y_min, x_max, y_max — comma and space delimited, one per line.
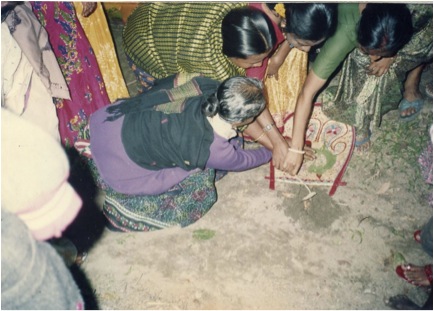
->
397, 264, 433, 287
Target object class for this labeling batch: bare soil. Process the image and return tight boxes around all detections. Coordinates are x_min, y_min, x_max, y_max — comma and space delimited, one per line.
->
67, 14, 433, 310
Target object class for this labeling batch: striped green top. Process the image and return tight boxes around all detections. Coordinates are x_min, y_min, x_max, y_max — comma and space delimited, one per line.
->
123, 2, 247, 81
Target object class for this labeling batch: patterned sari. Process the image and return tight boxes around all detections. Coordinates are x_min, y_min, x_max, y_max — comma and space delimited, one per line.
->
320, 4, 433, 139
31, 2, 111, 147
76, 125, 217, 232
73, 2, 129, 103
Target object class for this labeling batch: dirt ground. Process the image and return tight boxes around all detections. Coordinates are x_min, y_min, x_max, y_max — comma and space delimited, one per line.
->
65, 11, 433, 310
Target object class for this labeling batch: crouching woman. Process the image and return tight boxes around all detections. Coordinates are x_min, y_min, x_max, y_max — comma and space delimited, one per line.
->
76, 73, 271, 232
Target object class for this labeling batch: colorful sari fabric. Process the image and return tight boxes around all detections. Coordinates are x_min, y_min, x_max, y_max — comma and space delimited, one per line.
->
31, 2, 111, 147
122, 2, 246, 93
320, 4, 433, 139
77, 124, 217, 232
101, 167, 217, 232
74, 2, 129, 103
264, 48, 308, 130
246, 3, 307, 131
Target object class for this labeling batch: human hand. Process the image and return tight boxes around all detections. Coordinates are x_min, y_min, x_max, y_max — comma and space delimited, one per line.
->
285, 137, 315, 161
282, 151, 304, 176
271, 139, 290, 171
279, 138, 315, 175
81, 2, 97, 17
366, 56, 395, 77
266, 57, 281, 80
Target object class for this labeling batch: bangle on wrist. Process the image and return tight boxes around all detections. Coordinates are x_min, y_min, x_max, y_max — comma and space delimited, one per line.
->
254, 131, 266, 142
288, 147, 305, 154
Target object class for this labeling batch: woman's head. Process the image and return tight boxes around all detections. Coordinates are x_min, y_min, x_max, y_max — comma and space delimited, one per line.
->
222, 7, 276, 69
202, 76, 265, 126
357, 4, 413, 57
284, 3, 337, 52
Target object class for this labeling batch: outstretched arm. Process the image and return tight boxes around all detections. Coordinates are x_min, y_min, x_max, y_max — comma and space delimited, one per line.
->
284, 70, 327, 175
267, 40, 292, 79
243, 106, 315, 172
243, 107, 289, 172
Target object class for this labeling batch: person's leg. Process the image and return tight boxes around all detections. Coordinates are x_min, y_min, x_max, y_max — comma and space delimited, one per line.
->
396, 264, 433, 287
399, 63, 426, 118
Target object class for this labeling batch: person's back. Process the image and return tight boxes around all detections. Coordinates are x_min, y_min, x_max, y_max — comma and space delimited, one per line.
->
1, 209, 84, 310
1, 108, 84, 309
123, 2, 246, 81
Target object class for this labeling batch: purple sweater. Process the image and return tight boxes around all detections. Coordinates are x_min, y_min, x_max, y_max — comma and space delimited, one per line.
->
89, 107, 271, 195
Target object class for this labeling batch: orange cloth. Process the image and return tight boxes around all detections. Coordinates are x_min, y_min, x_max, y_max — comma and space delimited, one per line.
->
264, 48, 308, 130
74, 2, 129, 102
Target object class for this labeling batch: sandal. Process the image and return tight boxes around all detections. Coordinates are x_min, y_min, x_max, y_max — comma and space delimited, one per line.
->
355, 129, 371, 148
398, 98, 424, 122
396, 264, 433, 287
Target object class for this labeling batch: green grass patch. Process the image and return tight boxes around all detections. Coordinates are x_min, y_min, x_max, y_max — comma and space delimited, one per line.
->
193, 229, 216, 240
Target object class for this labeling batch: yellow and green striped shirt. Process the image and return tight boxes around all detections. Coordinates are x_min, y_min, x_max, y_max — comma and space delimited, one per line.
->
123, 2, 247, 81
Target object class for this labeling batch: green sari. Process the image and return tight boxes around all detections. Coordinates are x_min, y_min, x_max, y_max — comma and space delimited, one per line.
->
320, 4, 433, 139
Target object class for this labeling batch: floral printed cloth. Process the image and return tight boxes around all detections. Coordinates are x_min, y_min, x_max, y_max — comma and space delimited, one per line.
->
32, 2, 111, 147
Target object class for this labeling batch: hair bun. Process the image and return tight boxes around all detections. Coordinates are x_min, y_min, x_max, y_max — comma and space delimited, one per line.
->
203, 92, 219, 117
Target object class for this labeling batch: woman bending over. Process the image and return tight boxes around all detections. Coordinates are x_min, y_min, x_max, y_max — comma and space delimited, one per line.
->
77, 73, 276, 231
286, 3, 431, 175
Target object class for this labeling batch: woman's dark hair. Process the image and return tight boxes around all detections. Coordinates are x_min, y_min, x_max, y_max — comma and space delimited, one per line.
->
285, 3, 337, 41
202, 76, 265, 123
357, 4, 413, 55
222, 7, 276, 58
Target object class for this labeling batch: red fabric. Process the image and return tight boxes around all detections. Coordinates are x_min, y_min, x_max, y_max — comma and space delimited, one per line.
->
31, 2, 111, 146
246, 3, 285, 81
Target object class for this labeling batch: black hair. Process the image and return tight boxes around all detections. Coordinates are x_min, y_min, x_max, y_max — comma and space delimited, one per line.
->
222, 7, 276, 58
202, 76, 265, 123
357, 4, 413, 55
285, 3, 338, 41
1, 1, 24, 22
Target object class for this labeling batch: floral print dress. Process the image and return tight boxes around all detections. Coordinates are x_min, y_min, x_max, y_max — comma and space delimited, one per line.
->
32, 2, 111, 147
